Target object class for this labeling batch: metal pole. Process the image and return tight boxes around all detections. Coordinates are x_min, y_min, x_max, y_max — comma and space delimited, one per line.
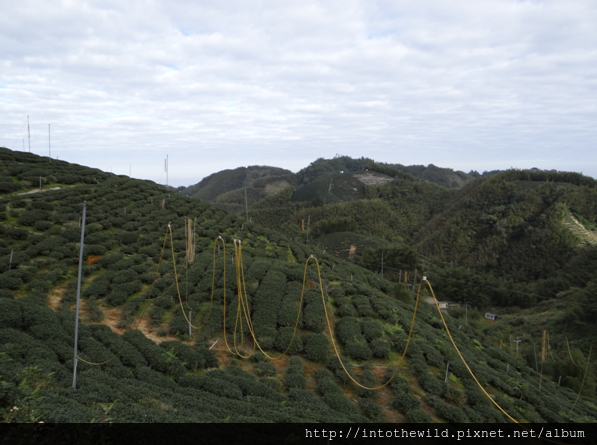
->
72, 201, 87, 390
306, 215, 310, 244
245, 188, 249, 221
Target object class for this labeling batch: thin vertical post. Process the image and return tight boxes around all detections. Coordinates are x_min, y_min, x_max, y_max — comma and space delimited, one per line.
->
189, 310, 192, 338
72, 201, 87, 390
8, 250, 13, 270
306, 215, 310, 244
444, 362, 450, 383
245, 188, 249, 221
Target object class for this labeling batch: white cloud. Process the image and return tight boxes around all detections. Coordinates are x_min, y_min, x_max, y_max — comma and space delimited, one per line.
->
1, 0, 596, 185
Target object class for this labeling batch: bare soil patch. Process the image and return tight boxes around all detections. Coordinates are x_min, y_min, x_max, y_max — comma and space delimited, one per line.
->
354, 173, 392, 186
47, 283, 68, 313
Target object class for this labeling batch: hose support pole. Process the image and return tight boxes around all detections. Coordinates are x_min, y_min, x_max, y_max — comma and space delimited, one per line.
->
72, 200, 87, 390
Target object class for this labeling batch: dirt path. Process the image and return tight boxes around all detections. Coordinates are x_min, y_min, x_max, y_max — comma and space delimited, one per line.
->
563, 211, 597, 246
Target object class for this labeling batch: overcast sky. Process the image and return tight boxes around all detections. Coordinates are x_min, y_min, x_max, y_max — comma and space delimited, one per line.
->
1, 0, 596, 187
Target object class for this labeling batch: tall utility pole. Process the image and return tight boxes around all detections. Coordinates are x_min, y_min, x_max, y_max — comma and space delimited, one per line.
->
165, 155, 169, 189
72, 201, 88, 390
27, 115, 31, 152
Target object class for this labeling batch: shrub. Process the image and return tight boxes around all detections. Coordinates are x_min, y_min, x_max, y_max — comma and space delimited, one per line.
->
326, 356, 355, 385
405, 409, 433, 423
33, 220, 52, 231
433, 398, 470, 423
361, 318, 383, 341
83, 278, 110, 299
391, 392, 421, 413
252, 270, 287, 348
345, 342, 372, 361
322, 392, 359, 417
304, 333, 330, 362
18, 209, 50, 226
360, 398, 386, 421
274, 326, 303, 354
302, 302, 327, 333
0, 271, 23, 290
335, 316, 364, 345
370, 338, 391, 358
418, 373, 446, 396
253, 362, 277, 377
118, 231, 139, 245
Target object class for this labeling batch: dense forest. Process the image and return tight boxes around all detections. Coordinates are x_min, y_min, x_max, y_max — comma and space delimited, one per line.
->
1, 147, 597, 424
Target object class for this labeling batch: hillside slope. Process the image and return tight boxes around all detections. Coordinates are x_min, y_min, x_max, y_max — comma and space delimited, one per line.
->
1, 147, 596, 424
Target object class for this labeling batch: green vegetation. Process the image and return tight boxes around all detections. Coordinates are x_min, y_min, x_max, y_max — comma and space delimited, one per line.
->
1, 147, 597, 424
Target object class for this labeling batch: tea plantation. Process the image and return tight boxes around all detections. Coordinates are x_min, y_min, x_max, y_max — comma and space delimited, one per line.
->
1, 147, 596, 423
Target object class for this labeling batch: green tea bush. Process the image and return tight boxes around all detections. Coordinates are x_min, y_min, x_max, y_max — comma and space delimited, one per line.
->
33, 220, 52, 231
392, 391, 421, 413
322, 392, 359, 417
0, 271, 23, 290
345, 342, 372, 361
83, 278, 110, 299
326, 356, 355, 385
405, 409, 433, 423
151, 306, 165, 326
5, 227, 29, 240
302, 301, 327, 333
252, 270, 286, 348
361, 318, 384, 342
335, 316, 364, 345
18, 209, 50, 226
304, 333, 330, 362
274, 326, 303, 354
253, 362, 277, 377
418, 373, 446, 396
370, 338, 391, 358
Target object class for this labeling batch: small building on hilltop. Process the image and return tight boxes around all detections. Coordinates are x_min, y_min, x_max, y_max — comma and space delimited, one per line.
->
485, 312, 498, 321
423, 297, 449, 311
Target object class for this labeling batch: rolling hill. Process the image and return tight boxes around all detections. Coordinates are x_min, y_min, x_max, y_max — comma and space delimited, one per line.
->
1, 146, 596, 425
